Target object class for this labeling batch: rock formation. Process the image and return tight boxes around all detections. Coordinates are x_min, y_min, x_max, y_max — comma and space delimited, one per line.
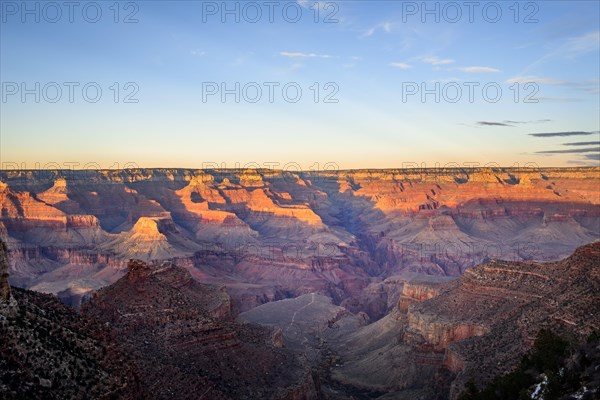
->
0, 167, 598, 313
325, 241, 600, 398
82, 258, 320, 400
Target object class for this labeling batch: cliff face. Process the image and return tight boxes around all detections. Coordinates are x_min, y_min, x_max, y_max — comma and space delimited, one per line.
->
82, 259, 320, 400
397, 279, 447, 312
405, 311, 489, 351
436, 242, 600, 398
1, 167, 598, 313
403, 241, 600, 397
325, 242, 600, 398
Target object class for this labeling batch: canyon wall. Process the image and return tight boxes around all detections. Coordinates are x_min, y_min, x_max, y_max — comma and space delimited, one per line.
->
327, 242, 600, 398
1, 167, 598, 312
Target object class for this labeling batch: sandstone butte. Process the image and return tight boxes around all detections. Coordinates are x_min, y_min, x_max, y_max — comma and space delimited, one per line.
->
0, 167, 597, 314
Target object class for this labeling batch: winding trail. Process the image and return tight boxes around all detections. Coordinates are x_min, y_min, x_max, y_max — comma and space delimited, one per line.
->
285, 293, 316, 336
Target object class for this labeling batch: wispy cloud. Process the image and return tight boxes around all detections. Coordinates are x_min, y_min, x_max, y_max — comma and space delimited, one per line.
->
519, 31, 600, 74
562, 141, 600, 146
360, 21, 393, 38
536, 147, 600, 154
190, 50, 206, 56
476, 120, 550, 127
563, 31, 600, 56
505, 76, 599, 94
422, 56, 455, 65
389, 62, 412, 70
529, 131, 600, 137
505, 119, 552, 124
565, 159, 599, 165
477, 121, 512, 127
297, 0, 332, 12
458, 66, 500, 73
279, 52, 334, 59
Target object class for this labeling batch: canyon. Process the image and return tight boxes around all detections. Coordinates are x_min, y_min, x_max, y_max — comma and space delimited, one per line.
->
339, 240, 600, 398
0, 166, 599, 399
0, 167, 598, 315
243, 242, 600, 399
0, 242, 319, 399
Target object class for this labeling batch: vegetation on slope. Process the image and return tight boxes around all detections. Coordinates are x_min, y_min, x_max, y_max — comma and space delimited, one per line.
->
459, 329, 600, 400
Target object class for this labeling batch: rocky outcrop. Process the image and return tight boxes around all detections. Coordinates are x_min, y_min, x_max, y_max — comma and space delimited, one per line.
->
408, 241, 600, 398
82, 259, 320, 400
397, 278, 448, 312
327, 242, 600, 398
440, 242, 600, 398
405, 311, 488, 351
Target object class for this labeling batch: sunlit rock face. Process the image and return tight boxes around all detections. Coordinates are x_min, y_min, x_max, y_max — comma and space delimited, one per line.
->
0, 167, 598, 312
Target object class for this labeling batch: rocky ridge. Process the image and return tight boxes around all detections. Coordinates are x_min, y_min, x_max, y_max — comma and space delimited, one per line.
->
82, 258, 320, 400
325, 241, 600, 398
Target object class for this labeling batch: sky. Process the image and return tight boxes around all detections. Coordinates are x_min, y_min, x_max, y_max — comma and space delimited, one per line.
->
1, 0, 599, 170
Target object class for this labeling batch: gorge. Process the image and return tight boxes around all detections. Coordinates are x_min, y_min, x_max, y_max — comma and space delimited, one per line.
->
1, 167, 599, 398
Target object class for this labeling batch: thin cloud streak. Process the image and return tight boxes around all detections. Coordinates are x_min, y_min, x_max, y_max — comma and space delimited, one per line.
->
529, 131, 600, 138
459, 66, 500, 73
475, 120, 551, 127
360, 21, 393, 38
422, 56, 455, 65
562, 141, 600, 146
477, 121, 512, 127
279, 52, 335, 59
389, 62, 412, 70
536, 147, 600, 154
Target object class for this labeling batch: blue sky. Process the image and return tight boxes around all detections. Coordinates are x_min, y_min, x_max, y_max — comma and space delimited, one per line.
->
1, 0, 599, 169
